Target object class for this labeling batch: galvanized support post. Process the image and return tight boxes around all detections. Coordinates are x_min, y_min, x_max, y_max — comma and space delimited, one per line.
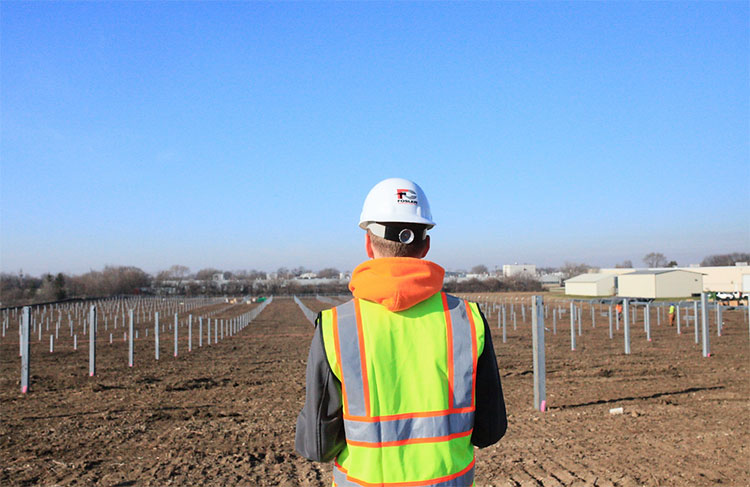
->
552, 308, 557, 334
154, 311, 160, 360
502, 307, 507, 343
199, 317, 203, 347
577, 305, 582, 336
693, 301, 699, 344
21, 307, 30, 393
128, 309, 134, 367
521, 304, 526, 323
716, 304, 721, 336
676, 304, 681, 334
645, 303, 651, 342
608, 305, 613, 339
174, 313, 178, 357
591, 304, 595, 328
89, 305, 97, 376
623, 298, 631, 355
531, 296, 546, 412
569, 302, 576, 351
701, 293, 710, 357
189, 314, 193, 351
502, 306, 506, 333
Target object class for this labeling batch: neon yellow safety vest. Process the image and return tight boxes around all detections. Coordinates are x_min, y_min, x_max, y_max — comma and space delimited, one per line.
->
320, 292, 485, 487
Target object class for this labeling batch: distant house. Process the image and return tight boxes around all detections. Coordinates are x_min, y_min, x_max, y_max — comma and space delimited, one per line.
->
564, 273, 616, 297
617, 270, 703, 299
503, 264, 537, 278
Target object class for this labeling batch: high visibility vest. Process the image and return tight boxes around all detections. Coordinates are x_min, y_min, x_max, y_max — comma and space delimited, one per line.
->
320, 292, 485, 487
669, 305, 675, 314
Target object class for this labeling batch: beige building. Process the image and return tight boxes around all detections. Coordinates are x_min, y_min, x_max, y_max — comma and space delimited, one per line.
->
600, 265, 749, 293
617, 270, 703, 299
687, 265, 749, 293
565, 273, 616, 297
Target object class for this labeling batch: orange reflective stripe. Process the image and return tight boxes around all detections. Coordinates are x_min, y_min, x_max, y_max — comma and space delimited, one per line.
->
343, 406, 474, 422
464, 300, 478, 407
332, 307, 349, 416
346, 429, 473, 448
336, 458, 476, 487
354, 299, 371, 417
441, 293, 454, 410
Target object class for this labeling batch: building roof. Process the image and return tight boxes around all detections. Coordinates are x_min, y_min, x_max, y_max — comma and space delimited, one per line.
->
623, 269, 705, 276
565, 273, 614, 283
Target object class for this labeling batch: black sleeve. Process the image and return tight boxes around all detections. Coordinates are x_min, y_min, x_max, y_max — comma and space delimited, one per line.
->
295, 313, 347, 462
471, 306, 508, 448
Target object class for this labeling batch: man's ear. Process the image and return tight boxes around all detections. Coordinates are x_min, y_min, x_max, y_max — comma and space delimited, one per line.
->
420, 235, 430, 258
365, 232, 375, 258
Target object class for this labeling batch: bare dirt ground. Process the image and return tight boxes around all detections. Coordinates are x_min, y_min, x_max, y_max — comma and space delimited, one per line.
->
1, 294, 748, 486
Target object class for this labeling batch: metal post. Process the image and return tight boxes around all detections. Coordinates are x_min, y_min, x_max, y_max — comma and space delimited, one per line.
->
577, 305, 582, 336
174, 313, 178, 357
701, 293, 710, 357
502, 307, 507, 343
207, 318, 211, 345
676, 304, 681, 334
552, 308, 557, 334
569, 302, 576, 351
693, 301, 699, 344
645, 303, 651, 342
189, 314, 192, 352
623, 298, 631, 354
502, 306, 506, 333
608, 305, 613, 339
591, 304, 595, 328
128, 309, 134, 367
89, 305, 97, 376
199, 317, 203, 347
531, 296, 546, 412
716, 304, 722, 336
154, 311, 160, 360
21, 307, 30, 393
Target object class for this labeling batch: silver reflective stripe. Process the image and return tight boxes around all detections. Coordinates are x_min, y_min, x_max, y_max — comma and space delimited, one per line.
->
336, 295, 477, 443
336, 300, 367, 417
446, 295, 474, 409
334, 464, 475, 487
343, 410, 474, 444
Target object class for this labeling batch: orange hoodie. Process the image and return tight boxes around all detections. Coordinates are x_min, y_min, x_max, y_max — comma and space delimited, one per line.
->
348, 257, 445, 312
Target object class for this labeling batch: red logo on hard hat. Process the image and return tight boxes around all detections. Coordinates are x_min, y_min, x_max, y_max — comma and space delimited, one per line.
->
396, 189, 417, 204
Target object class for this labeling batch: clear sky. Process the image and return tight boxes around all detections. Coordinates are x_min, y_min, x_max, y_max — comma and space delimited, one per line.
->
1, 1, 748, 276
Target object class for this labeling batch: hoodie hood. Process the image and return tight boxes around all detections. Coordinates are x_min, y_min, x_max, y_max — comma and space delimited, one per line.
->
348, 258, 445, 312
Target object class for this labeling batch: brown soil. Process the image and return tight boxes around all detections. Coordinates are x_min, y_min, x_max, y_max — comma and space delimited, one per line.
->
1, 295, 748, 486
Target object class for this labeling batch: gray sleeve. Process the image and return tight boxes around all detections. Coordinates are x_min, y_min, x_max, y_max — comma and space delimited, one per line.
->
294, 313, 346, 462
471, 306, 507, 448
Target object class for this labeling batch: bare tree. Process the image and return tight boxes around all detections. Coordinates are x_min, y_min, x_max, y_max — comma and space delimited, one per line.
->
317, 268, 340, 279
615, 260, 633, 269
701, 252, 750, 267
470, 265, 489, 275
643, 252, 668, 268
560, 262, 593, 280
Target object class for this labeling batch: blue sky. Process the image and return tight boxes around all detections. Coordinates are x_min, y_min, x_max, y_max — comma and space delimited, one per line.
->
1, 1, 748, 276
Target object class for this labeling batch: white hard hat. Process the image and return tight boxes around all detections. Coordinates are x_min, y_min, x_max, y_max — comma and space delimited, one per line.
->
359, 178, 435, 230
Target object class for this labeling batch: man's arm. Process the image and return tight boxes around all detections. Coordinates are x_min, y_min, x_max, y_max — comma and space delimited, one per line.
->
471, 307, 508, 448
295, 313, 346, 462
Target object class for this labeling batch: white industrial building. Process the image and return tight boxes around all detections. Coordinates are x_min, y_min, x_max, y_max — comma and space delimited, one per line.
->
564, 273, 616, 297
600, 264, 749, 293
503, 264, 536, 278
617, 270, 703, 299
